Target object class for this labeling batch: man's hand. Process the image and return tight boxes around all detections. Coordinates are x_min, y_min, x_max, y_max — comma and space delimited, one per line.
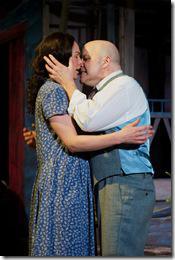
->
43, 55, 75, 84
43, 55, 77, 99
23, 126, 36, 149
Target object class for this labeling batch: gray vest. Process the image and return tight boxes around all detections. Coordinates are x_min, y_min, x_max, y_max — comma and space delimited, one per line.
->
88, 73, 124, 186
89, 134, 122, 186
88, 73, 153, 186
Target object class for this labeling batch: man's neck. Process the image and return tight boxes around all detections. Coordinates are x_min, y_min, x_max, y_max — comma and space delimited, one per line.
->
96, 68, 123, 90
92, 64, 122, 87
102, 64, 121, 79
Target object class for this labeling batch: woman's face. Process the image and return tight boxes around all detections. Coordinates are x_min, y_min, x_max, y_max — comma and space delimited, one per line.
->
69, 41, 82, 80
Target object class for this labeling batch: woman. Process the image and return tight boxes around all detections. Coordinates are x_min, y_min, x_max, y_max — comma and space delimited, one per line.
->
27, 32, 153, 256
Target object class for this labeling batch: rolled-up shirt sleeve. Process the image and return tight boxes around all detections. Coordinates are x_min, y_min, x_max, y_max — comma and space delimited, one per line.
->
68, 77, 148, 132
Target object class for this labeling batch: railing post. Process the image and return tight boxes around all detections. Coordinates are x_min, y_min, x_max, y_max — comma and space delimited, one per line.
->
148, 99, 171, 145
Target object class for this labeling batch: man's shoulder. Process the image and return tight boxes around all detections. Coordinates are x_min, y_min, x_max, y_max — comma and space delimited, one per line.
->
122, 75, 144, 91
122, 74, 139, 84
110, 74, 141, 91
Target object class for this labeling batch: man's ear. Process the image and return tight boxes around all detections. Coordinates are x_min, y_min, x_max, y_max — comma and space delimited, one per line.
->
102, 56, 111, 68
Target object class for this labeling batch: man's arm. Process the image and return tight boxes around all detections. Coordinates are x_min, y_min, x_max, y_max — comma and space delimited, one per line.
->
44, 55, 148, 132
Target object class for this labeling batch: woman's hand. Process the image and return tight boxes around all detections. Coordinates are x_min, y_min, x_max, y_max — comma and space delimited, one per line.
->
118, 119, 154, 144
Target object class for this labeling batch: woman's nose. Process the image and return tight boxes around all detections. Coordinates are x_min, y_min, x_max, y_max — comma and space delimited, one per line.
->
79, 58, 83, 66
80, 58, 86, 67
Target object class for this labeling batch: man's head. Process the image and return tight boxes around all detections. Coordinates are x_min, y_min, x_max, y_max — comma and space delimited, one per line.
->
80, 40, 121, 86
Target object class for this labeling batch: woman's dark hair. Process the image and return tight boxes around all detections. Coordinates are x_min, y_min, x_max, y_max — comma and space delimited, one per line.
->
27, 32, 75, 114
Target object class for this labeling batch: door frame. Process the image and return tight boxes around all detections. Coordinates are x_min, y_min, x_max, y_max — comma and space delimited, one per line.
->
0, 22, 27, 199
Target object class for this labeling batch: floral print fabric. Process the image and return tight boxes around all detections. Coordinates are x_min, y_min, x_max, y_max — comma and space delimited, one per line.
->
29, 80, 95, 256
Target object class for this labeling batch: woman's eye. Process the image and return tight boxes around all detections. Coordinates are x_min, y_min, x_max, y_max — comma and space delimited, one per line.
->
83, 57, 90, 62
74, 55, 80, 59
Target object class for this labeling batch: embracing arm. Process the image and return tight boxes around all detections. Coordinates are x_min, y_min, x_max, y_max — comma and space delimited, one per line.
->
43, 55, 148, 132
49, 115, 153, 153
22, 117, 154, 152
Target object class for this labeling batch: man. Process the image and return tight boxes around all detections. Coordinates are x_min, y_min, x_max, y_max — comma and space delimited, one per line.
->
43, 40, 155, 256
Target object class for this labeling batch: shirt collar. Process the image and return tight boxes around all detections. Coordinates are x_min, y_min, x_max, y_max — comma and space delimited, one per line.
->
96, 70, 123, 91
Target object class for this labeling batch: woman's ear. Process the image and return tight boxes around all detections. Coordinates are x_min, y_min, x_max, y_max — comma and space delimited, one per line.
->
68, 57, 75, 78
68, 57, 73, 70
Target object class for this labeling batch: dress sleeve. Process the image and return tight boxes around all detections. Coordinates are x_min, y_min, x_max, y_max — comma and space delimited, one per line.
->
42, 87, 68, 120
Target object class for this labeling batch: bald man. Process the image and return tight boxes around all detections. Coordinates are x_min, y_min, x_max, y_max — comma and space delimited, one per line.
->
44, 40, 155, 256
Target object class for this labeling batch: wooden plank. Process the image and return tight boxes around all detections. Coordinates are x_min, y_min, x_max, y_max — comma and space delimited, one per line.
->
9, 37, 25, 200
59, 0, 70, 32
119, 7, 135, 77
42, 0, 50, 38
106, 3, 115, 43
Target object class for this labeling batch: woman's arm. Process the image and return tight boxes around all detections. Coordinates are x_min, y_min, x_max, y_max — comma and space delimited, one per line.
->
49, 115, 154, 153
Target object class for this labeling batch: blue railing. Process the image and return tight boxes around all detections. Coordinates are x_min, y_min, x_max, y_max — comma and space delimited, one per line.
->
148, 99, 171, 143
148, 99, 171, 118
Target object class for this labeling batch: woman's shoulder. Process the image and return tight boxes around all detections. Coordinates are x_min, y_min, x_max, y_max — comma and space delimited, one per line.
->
40, 79, 66, 96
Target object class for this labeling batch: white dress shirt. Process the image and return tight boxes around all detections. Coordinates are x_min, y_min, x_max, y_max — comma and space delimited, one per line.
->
68, 70, 148, 132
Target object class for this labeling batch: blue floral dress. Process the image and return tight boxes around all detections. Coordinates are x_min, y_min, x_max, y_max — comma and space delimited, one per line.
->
29, 80, 95, 256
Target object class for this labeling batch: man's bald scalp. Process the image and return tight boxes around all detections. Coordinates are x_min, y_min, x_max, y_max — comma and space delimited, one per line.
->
84, 40, 120, 64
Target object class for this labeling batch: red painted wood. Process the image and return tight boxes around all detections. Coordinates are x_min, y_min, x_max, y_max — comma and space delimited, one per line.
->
0, 22, 26, 43
0, 23, 26, 200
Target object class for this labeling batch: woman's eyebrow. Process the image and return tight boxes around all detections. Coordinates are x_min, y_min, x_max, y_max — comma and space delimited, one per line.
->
73, 51, 81, 54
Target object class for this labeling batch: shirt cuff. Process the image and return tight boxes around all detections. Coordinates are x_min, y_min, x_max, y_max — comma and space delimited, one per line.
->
68, 89, 87, 115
